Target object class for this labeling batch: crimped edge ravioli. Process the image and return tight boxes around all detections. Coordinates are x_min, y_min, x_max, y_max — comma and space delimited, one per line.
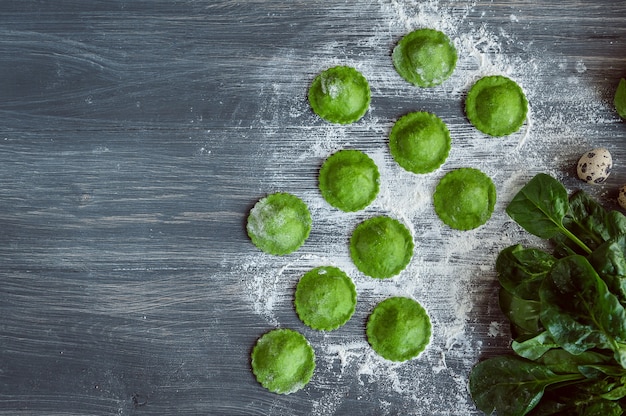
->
392, 28, 457, 87
251, 328, 316, 394
246, 192, 312, 255
389, 111, 451, 174
433, 167, 496, 230
294, 266, 357, 331
465, 75, 528, 137
318, 149, 380, 212
349, 215, 414, 279
308, 66, 371, 124
367, 297, 432, 362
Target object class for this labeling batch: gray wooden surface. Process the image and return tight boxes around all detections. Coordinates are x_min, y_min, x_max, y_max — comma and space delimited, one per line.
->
1, 1, 625, 415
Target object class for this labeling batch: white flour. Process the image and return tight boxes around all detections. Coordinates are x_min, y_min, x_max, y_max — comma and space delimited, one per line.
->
233, 0, 619, 414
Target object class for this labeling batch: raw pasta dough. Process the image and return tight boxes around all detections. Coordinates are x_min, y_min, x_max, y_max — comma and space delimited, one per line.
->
433, 168, 496, 230
247, 192, 312, 255
366, 297, 432, 362
308, 66, 371, 124
294, 266, 357, 331
389, 111, 451, 174
251, 328, 316, 394
318, 149, 380, 212
465, 75, 528, 137
392, 28, 457, 88
349, 215, 413, 279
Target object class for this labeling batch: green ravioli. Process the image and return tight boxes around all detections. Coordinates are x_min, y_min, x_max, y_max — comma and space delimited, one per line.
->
614, 78, 626, 120
350, 215, 413, 279
433, 168, 496, 230
465, 75, 528, 136
308, 66, 371, 124
294, 266, 357, 331
318, 149, 380, 212
251, 328, 315, 394
247, 192, 312, 255
389, 111, 451, 174
367, 297, 432, 362
392, 28, 457, 87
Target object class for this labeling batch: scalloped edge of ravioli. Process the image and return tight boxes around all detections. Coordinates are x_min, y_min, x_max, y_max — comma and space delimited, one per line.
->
366, 297, 432, 362
465, 75, 528, 137
308, 66, 371, 124
433, 167, 496, 230
392, 28, 458, 88
294, 266, 357, 331
251, 328, 316, 394
318, 149, 380, 212
349, 215, 414, 279
389, 111, 451, 174
246, 192, 312, 255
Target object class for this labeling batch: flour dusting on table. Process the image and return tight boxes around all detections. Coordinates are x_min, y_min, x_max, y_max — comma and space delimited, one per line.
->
233, 0, 614, 414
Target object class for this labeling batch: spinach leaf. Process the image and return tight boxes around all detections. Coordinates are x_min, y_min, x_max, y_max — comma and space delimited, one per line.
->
497, 244, 557, 301
513, 331, 559, 361
537, 349, 610, 375
469, 355, 584, 416
562, 191, 626, 252
539, 255, 626, 366
528, 388, 624, 416
500, 287, 543, 337
578, 364, 626, 378
506, 174, 592, 254
588, 235, 626, 305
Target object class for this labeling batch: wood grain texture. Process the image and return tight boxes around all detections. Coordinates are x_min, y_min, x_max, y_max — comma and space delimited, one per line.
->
0, 1, 625, 415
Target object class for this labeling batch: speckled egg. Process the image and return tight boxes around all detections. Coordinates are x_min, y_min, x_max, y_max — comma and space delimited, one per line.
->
619, 185, 626, 210
577, 148, 612, 184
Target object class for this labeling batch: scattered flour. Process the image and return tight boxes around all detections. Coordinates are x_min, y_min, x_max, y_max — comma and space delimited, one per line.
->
232, 0, 620, 414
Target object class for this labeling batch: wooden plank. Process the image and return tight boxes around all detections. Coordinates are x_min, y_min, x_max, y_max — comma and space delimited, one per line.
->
0, 1, 625, 414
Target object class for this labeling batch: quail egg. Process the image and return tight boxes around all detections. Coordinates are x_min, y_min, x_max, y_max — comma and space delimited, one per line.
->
577, 148, 612, 184
619, 185, 626, 210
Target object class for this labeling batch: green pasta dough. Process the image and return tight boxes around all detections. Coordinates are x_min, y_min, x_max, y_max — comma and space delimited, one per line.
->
367, 297, 432, 362
465, 75, 528, 136
433, 168, 496, 230
392, 28, 457, 87
294, 266, 357, 331
349, 215, 413, 279
247, 192, 312, 255
308, 66, 371, 124
318, 149, 380, 212
251, 328, 316, 394
389, 111, 451, 174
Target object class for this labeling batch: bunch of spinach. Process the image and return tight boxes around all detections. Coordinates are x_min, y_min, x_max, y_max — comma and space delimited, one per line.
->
470, 173, 626, 416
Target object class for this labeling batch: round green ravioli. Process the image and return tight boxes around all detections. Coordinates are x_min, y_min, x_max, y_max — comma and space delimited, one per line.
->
308, 66, 371, 124
367, 297, 432, 362
251, 328, 315, 394
294, 266, 357, 331
465, 75, 528, 136
433, 168, 496, 230
392, 28, 457, 87
350, 216, 413, 279
247, 192, 312, 255
319, 149, 380, 212
389, 112, 451, 174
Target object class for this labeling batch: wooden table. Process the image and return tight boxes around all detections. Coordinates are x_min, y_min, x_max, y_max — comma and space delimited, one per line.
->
1, 1, 625, 414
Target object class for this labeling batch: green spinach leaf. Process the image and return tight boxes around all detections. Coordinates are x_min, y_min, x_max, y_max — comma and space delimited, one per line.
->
588, 235, 626, 305
562, 191, 626, 252
500, 287, 543, 337
513, 331, 559, 361
497, 244, 557, 301
537, 349, 610, 375
506, 174, 592, 254
469, 355, 584, 416
539, 255, 626, 366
